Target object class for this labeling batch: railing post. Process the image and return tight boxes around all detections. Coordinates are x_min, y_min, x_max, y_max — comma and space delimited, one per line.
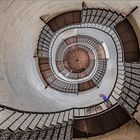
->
126, 6, 138, 18
82, 2, 87, 10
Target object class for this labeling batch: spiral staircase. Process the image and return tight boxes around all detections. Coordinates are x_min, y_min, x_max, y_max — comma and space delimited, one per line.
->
0, 2, 140, 140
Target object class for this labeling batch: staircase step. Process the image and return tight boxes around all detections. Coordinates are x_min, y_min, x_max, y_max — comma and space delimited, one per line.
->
45, 114, 54, 127
118, 74, 125, 80
0, 109, 14, 124
101, 103, 107, 110
109, 96, 117, 104
69, 110, 74, 120
29, 114, 43, 130
117, 78, 124, 85
0, 112, 22, 129
63, 111, 69, 122
74, 109, 79, 117
85, 9, 92, 23
19, 114, 36, 131
114, 87, 122, 95
79, 109, 85, 116
125, 96, 137, 108
105, 27, 111, 33
118, 69, 125, 75
51, 113, 60, 126
10, 113, 29, 131
112, 91, 120, 99
118, 65, 124, 70
37, 114, 49, 128
114, 15, 124, 24
81, 9, 87, 23
116, 82, 123, 89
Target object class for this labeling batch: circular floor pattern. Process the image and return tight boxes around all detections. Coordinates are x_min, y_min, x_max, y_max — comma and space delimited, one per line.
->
55, 35, 97, 81
64, 46, 90, 73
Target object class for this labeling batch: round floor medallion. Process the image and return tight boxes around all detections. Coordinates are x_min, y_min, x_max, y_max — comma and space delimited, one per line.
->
64, 46, 90, 73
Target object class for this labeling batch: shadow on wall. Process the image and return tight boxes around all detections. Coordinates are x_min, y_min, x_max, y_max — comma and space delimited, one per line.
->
73, 121, 140, 140
128, 15, 140, 52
